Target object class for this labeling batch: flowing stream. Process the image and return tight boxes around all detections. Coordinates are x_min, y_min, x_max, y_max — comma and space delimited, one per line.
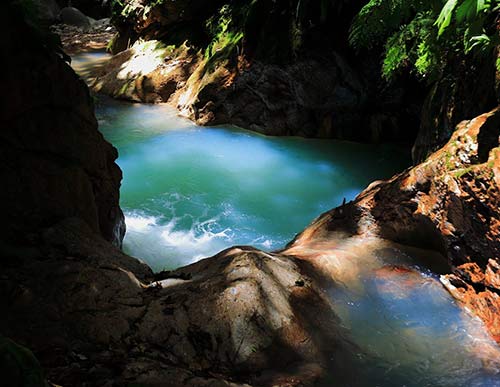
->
72, 52, 500, 386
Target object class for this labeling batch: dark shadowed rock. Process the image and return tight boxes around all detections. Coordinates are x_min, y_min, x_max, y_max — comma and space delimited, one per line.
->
0, 337, 50, 387
32, 0, 61, 23
2, 3, 499, 386
412, 55, 498, 163
93, 0, 419, 144
60, 6, 91, 30
88, 40, 375, 139
0, 5, 124, 247
59, 0, 111, 19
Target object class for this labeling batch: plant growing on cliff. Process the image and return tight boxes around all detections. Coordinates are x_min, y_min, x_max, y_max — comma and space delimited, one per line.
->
349, 0, 500, 81
204, 4, 244, 61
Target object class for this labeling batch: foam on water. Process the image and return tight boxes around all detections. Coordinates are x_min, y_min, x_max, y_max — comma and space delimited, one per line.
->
124, 211, 233, 268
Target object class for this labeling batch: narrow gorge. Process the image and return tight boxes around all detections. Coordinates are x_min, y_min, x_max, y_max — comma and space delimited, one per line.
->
1, 1, 500, 386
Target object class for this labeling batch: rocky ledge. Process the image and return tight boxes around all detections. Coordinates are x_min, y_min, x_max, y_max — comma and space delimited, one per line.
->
289, 108, 500, 342
87, 39, 382, 139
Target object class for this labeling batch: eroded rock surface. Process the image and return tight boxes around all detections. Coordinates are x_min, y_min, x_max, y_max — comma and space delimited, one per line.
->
85, 0, 420, 143
3, 3, 500, 385
289, 108, 500, 343
2, 218, 364, 386
88, 40, 371, 138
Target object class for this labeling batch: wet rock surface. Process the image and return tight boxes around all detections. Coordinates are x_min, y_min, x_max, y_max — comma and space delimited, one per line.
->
289, 108, 500, 343
2, 6, 361, 386
1, 219, 362, 386
2, 3, 500, 385
86, 0, 421, 144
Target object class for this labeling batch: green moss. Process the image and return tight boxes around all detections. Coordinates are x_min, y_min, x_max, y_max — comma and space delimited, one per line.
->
452, 166, 474, 179
443, 150, 456, 170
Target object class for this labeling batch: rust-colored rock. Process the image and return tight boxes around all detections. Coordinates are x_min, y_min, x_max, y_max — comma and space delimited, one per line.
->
290, 108, 500, 342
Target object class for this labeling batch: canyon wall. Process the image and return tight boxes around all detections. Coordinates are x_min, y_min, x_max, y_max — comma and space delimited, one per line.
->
0, 4, 124, 247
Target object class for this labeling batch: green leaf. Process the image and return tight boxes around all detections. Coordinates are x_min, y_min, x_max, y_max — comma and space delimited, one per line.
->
476, 0, 487, 13
435, 0, 458, 35
456, 0, 477, 22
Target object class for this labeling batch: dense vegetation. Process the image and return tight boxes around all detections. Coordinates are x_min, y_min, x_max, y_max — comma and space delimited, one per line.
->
348, 0, 499, 159
109, 0, 364, 62
350, 0, 500, 82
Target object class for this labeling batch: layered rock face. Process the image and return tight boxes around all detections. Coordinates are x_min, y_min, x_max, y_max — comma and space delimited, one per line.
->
0, 6, 124, 247
290, 108, 500, 342
87, 0, 419, 143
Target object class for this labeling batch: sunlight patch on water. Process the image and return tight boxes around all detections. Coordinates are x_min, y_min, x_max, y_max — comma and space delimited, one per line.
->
302, 238, 500, 386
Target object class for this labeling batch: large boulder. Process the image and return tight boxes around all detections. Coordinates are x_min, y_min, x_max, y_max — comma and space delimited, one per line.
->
2, 3, 499, 385
0, 4, 124, 247
61, 0, 111, 19
1, 6, 360, 386
59, 6, 91, 29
